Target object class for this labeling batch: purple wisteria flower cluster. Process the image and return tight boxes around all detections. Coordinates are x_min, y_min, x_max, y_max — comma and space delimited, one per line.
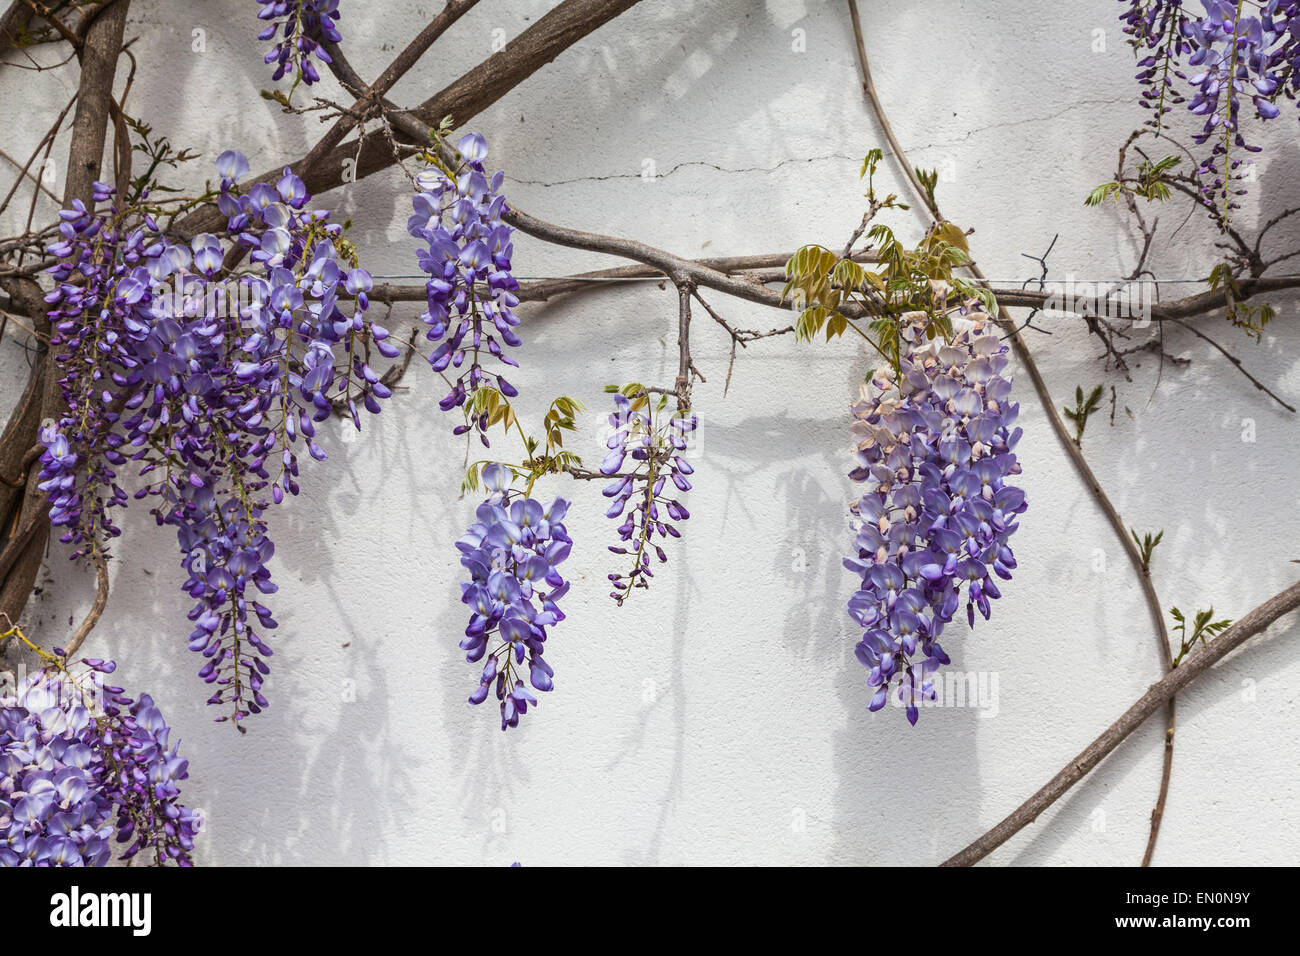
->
599, 392, 696, 605
1122, 0, 1300, 213
1123, 1, 1196, 127
1, 661, 199, 867
39, 154, 395, 727
844, 313, 1026, 725
456, 465, 572, 731
256, 0, 342, 85
408, 133, 522, 445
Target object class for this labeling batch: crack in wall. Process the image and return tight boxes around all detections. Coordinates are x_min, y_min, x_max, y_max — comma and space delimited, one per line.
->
906, 97, 1137, 153
508, 153, 864, 188
509, 98, 1135, 189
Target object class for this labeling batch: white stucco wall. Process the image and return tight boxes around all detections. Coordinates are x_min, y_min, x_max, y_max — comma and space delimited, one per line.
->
2, 0, 1298, 866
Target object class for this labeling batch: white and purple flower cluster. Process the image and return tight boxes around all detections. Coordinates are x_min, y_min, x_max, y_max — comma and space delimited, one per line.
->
408, 133, 522, 445
844, 313, 1026, 725
457, 466, 572, 731
40, 155, 395, 726
599, 393, 696, 605
256, 0, 342, 85
0, 662, 199, 867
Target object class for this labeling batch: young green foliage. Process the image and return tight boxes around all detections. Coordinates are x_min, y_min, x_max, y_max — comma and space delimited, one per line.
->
1129, 528, 1164, 573
123, 115, 200, 204
781, 151, 995, 376
1208, 263, 1276, 340
458, 390, 585, 494
1063, 384, 1105, 446
1169, 606, 1233, 666
1085, 155, 1181, 207
914, 165, 939, 214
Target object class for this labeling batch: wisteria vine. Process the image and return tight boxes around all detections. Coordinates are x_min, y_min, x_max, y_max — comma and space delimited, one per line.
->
410, 133, 523, 445
1122, 0, 1300, 216
40, 154, 396, 728
843, 314, 1027, 725
0, 0, 1289, 875
600, 389, 697, 605
0, 628, 199, 867
256, 0, 342, 86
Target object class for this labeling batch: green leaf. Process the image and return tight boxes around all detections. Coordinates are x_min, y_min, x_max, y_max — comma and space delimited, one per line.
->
1084, 182, 1122, 207
932, 221, 970, 255
860, 148, 883, 180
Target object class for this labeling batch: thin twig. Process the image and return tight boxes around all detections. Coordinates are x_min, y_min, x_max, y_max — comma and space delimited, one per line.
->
674, 279, 694, 411
690, 289, 792, 396
1168, 317, 1296, 413
0, 145, 59, 202
20, 0, 78, 50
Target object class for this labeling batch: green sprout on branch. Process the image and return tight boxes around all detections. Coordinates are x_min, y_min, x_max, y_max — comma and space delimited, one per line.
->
1063, 384, 1104, 447
1085, 155, 1181, 207
781, 150, 996, 377
1169, 606, 1232, 667
1129, 528, 1164, 573
1208, 262, 1275, 340
459, 388, 585, 496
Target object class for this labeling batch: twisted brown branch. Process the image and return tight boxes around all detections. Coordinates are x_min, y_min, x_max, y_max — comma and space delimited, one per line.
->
62, 546, 107, 659
0, 0, 128, 631
173, 0, 645, 238
299, 0, 481, 178
369, 251, 876, 306
942, 580, 1300, 866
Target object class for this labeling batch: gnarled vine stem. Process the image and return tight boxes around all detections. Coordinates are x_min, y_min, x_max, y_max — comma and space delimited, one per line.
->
844, 0, 1177, 865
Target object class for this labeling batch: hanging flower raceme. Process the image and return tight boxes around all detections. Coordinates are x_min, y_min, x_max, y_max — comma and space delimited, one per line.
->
1181, 2, 1284, 211
0, 660, 199, 867
39, 154, 395, 727
39, 181, 137, 563
600, 391, 696, 604
844, 313, 1026, 725
456, 465, 572, 731
255, 0, 342, 85
408, 133, 522, 445
1119, 0, 1296, 214
1122, 0, 1195, 128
